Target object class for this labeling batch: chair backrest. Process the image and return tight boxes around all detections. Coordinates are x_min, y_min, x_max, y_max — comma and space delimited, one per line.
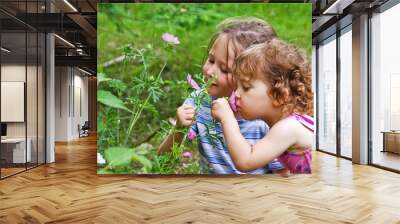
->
82, 121, 90, 129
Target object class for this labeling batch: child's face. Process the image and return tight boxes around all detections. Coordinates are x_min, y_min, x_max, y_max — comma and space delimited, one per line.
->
202, 34, 236, 97
235, 78, 280, 123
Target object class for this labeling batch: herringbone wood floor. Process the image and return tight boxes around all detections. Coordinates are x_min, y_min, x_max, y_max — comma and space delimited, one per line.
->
1, 135, 400, 224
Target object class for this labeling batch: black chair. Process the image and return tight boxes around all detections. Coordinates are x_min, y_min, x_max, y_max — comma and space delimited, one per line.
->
79, 121, 90, 138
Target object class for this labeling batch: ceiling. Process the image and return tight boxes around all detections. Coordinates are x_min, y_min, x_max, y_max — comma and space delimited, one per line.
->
4, 0, 392, 71
312, 0, 390, 43
0, 0, 98, 73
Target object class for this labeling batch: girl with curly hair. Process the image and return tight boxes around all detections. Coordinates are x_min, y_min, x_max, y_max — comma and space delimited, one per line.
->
158, 17, 284, 174
211, 38, 314, 175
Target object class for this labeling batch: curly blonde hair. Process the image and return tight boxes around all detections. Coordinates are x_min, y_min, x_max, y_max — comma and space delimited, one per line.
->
233, 39, 313, 116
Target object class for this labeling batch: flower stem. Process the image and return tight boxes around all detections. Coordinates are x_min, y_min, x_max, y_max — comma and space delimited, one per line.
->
124, 95, 150, 146
123, 62, 167, 145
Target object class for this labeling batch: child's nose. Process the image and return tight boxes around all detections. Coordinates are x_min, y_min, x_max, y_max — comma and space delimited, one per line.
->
234, 90, 240, 98
206, 70, 215, 79
203, 64, 217, 79
203, 64, 211, 76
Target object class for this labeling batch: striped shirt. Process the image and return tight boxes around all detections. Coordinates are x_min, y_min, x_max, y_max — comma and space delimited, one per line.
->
184, 91, 283, 174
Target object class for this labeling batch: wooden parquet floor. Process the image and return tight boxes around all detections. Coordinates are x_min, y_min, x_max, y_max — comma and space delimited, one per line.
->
1, 135, 400, 223
1, 167, 26, 178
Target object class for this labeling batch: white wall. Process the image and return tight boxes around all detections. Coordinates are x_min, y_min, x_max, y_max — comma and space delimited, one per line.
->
55, 67, 89, 141
0, 65, 42, 137
55, 66, 69, 141
1, 65, 26, 138
72, 73, 89, 138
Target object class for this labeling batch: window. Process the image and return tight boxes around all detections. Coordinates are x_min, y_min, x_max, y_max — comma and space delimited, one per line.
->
317, 35, 337, 154
339, 26, 352, 158
0, 1, 47, 179
370, 2, 400, 171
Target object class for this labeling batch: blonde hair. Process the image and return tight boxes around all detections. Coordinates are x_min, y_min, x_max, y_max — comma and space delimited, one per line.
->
233, 39, 313, 116
205, 16, 277, 72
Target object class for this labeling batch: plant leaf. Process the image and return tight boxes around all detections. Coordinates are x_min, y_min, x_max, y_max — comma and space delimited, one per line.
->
97, 90, 131, 112
97, 73, 112, 84
104, 147, 152, 171
97, 168, 115, 174
132, 154, 153, 171
104, 147, 133, 168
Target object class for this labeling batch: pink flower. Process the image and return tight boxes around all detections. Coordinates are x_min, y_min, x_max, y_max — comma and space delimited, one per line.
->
187, 129, 197, 141
186, 74, 200, 90
228, 92, 238, 112
162, 33, 180, 44
182, 151, 192, 159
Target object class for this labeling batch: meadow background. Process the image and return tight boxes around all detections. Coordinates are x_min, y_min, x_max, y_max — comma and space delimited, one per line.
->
97, 3, 311, 174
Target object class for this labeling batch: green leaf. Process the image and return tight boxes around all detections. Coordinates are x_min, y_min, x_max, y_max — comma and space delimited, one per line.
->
132, 154, 153, 172
104, 147, 152, 171
135, 143, 154, 155
97, 73, 112, 84
104, 147, 133, 168
109, 79, 128, 94
97, 168, 115, 174
97, 90, 131, 113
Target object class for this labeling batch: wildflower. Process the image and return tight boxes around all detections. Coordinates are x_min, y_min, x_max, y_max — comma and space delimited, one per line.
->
182, 151, 192, 159
186, 74, 200, 90
187, 129, 197, 140
162, 33, 180, 45
228, 92, 238, 112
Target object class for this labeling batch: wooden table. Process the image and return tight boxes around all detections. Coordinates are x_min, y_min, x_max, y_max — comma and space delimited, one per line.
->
1, 138, 31, 164
381, 131, 400, 154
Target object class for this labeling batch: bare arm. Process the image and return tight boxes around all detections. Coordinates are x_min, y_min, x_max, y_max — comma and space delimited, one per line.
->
219, 115, 296, 171
157, 129, 184, 154
211, 98, 297, 172
157, 104, 195, 154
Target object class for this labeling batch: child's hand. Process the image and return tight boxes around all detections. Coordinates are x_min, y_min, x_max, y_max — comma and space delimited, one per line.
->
176, 104, 195, 127
211, 98, 234, 122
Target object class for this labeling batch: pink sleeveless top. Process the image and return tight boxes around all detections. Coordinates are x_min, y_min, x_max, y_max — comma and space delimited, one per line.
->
277, 114, 314, 174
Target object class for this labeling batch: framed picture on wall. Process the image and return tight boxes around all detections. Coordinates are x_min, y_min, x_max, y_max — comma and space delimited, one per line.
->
97, 3, 312, 175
